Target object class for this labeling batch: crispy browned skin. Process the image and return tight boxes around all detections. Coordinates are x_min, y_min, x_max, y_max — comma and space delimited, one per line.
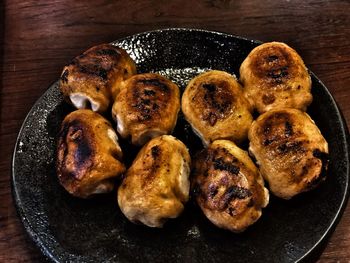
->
192, 140, 269, 232
182, 70, 253, 145
112, 73, 180, 146
248, 108, 329, 199
59, 44, 136, 113
240, 42, 312, 113
118, 135, 191, 227
57, 109, 125, 198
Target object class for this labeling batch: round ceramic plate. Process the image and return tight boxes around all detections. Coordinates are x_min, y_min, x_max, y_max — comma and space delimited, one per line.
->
12, 28, 350, 263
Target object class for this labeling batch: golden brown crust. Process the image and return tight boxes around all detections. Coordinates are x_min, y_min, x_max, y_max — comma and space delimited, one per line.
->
240, 42, 312, 113
59, 44, 136, 113
248, 108, 329, 199
182, 70, 253, 145
112, 73, 180, 146
192, 140, 269, 232
118, 135, 191, 227
56, 109, 125, 198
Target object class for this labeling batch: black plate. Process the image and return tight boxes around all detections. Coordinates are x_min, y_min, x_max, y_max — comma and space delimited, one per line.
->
12, 28, 350, 263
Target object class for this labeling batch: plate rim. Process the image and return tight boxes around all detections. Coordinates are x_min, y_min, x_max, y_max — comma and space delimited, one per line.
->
11, 28, 350, 263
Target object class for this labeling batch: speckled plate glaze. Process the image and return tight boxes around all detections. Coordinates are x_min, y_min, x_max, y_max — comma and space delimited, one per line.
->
12, 28, 350, 263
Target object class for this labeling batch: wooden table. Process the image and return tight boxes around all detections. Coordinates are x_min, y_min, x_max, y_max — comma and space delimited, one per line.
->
1, 0, 349, 262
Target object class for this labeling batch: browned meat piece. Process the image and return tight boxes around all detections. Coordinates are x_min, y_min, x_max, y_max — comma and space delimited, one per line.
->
240, 42, 312, 113
192, 140, 269, 232
182, 70, 253, 145
57, 109, 125, 198
59, 44, 136, 113
112, 73, 180, 146
248, 108, 329, 199
118, 135, 191, 227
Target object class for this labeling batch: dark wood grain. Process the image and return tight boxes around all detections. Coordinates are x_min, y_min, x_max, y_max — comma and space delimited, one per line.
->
1, 0, 349, 262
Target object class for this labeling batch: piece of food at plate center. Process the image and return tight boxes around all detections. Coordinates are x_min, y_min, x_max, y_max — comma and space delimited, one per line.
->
182, 70, 253, 146
248, 108, 329, 199
240, 42, 312, 113
118, 135, 191, 228
56, 109, 125, 198
192, 140, 269, 232
59, 43, 136, 113
112, 73, 180, 146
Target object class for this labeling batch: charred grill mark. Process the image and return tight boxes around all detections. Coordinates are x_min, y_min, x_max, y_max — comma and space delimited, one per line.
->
228, 207, 235, 216
139, 79, 170, 92
261, 112, 294, 143
263, 126, 271, 135
79, 64, 108, 80
141, 147, 163, 188
262, 121, 273, 135
253, 46, 295, 86
57, 120, 94, 182
152, 103, 159, 110
74, 134, 93, 168
213, 157, 240, 175
131, 78, 172, 121
202, 85, 232, 114
263, 138, 274, 146
151, 145, 160, 159
223, 186, 252, 207
144, 89, 156, 96
141, 98, 151, 105
267, 66, 289, 81
137, 114, 151, 121
285, 121, 293, 137
200, 82, 233, 126
66, 121, 93, 170
208, 112, 217, 126
208, 184, 219, 198
132, 89, 157, 121
61, 69, 69, 83
65, 45, 126, 83
277, 141, 303, 154
267, 55, 278, 62
262, 94, 275, 105
68, 49, 122, 81
202, 83, 216, 92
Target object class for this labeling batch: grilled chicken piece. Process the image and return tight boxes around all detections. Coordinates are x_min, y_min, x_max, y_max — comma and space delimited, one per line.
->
192, 140, 269, 233
182, 70, 253, 146
57, 109, 125, 198
240, 42, 312, 113
248, 108, 329, 199
118, 135, 191, 228
59, 44, 136, 113
112, 73, 180, 146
